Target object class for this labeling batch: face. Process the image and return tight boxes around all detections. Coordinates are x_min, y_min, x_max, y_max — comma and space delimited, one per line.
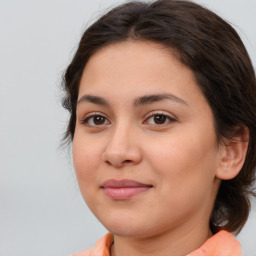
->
73, 41, 222, 238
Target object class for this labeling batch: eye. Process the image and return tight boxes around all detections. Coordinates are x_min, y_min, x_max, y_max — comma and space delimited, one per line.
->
81, 114, 110, 127
145, 113, 176, 126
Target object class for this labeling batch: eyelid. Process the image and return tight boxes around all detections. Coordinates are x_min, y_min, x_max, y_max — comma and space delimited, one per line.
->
79, 110, 176, 127
143, 110, 177, 126
80, 112, 111, 125
144, 110, 176, 120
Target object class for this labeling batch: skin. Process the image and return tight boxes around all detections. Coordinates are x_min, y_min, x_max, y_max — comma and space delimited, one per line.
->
72, 40, 232, 256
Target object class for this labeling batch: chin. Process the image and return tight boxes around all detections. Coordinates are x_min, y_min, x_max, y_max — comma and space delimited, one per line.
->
108, 227, 148, 238
103, 219, 163, 239
101, 218, 148, 238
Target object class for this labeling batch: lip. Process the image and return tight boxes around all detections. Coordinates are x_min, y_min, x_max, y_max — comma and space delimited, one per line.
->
100, 179, 153, 200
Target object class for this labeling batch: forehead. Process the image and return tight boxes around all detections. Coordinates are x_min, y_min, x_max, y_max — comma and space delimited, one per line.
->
78, 40, 208, 110
83, 40, 181, 78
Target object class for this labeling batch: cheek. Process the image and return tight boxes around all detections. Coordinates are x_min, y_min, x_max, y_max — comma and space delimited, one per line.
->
72, 136, 105, 212
144, 127, 218, 184
144, 132, 219, 216
72, 134, 102, 189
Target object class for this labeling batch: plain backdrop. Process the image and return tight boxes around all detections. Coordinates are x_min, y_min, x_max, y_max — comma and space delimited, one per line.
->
1, 0, 255, 255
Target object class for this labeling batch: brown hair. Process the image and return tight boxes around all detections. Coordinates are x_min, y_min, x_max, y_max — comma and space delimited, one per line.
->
62, 0, 256, 234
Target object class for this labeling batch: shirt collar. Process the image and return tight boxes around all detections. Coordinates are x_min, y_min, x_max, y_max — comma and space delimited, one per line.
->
89, 230, 241, 256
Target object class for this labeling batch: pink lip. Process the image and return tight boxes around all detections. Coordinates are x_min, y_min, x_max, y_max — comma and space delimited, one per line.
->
101, 179, 153, 200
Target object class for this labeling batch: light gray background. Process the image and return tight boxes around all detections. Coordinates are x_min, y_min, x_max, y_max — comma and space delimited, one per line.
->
1, 0, 255, 255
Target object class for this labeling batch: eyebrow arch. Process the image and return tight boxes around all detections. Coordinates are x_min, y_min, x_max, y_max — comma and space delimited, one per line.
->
134, 93, 188, 107
77, 93, 188, 107
77, 95, 109, 106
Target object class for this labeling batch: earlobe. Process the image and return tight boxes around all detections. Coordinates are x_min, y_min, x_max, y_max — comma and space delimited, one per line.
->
216, 128, 249, 180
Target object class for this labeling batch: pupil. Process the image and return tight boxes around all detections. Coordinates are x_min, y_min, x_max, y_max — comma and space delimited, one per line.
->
94, 116, 105, 125
154, 115, 166, 124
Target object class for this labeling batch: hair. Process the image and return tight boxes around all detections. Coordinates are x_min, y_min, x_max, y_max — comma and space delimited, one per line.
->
61, 0, 256, 234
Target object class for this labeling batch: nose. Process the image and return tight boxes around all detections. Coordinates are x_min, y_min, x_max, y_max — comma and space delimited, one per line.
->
101, 123, 142, 168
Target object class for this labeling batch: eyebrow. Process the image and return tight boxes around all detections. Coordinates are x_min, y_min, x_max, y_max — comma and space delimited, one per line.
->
134, 93, 187, 106
77, 93, 188, 107
77, 95, 108, 106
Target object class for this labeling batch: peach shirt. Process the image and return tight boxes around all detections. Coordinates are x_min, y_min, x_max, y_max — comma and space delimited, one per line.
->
72, 230, 241, 256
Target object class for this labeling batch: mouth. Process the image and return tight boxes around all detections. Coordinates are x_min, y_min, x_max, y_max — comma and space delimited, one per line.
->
100, 179, 153, 200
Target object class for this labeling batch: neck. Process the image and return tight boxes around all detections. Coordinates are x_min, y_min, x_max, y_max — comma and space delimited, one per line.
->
110, 220, 212, 256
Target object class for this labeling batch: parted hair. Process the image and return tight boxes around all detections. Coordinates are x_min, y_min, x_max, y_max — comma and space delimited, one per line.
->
62, 0, 256, 234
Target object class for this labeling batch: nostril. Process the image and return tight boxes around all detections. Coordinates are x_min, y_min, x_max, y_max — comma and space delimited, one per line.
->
105, 160, 112, 166
124, 160, 132, 163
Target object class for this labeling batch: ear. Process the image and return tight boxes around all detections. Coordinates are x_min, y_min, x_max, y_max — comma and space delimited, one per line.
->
216, 127, 249, 180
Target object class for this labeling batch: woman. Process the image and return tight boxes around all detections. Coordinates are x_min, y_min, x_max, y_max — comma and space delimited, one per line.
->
62, 0, 256, 255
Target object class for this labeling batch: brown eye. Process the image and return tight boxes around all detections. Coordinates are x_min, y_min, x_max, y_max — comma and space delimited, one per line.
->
145, 113, 176, 126
154, 115, 167, 124
81, 114, 110, 126
93, 116, 105, 125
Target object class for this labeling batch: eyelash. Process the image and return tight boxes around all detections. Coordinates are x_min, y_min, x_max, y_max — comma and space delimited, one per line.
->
80, 112, 176, 127
80, 112, 110, 126
144, 112, 176, 126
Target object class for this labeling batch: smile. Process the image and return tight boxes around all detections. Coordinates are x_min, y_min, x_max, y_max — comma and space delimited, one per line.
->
100, 179, 153, 200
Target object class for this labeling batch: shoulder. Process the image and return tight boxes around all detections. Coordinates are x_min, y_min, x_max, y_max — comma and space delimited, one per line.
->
72, 248, 92, 256
72, 233, 113, 256
72, 248, 93, 256
188, 230, 241, 256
